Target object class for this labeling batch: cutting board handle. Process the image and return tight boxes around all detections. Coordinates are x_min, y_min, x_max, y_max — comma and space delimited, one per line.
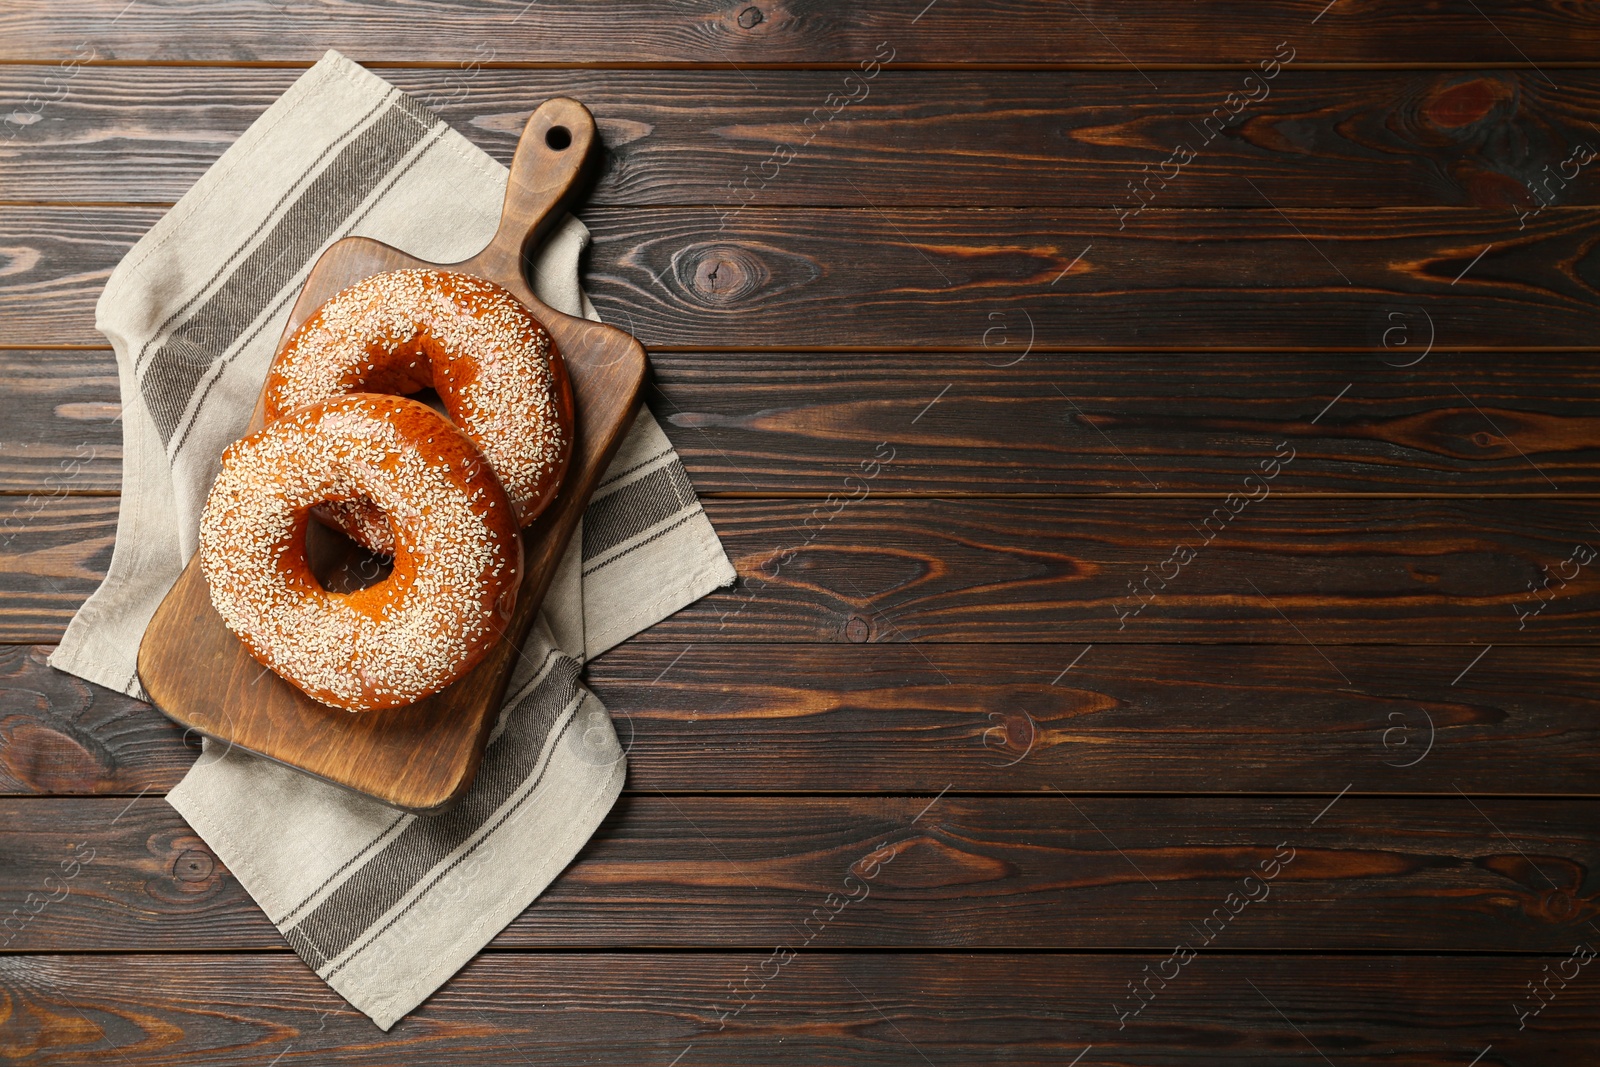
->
471, 97, 598, 283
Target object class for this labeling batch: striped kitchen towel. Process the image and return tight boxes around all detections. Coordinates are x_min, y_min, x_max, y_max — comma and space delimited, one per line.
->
49, 50, 734, 1030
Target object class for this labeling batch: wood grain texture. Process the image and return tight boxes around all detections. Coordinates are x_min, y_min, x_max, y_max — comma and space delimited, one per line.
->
669, 498, 1600, 644
651, 350, 1600, 493
0, 646, 187, 796
1, 953, 1594, 1065
8, 496, 1600, 644
8, 66, 1600, 209
583, 206, 1600, 350
1, 0, 1598, 64
10, 204, 1600, 349
0, 351, 118, 493
589, 643, 1600, 793
0, 206, 157, 347
0, 494, 114, 643
3, 795, 1597, 952
8, 643, 1600, 796
13, 347, 1600, 495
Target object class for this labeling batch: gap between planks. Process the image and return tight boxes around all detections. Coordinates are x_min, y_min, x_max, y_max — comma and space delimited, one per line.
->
9, 789, 1600, 800
9, 343, 1600, 354
8, 490, 1600, 501
3, 59, 1600, 71
0, 946, 1590, 957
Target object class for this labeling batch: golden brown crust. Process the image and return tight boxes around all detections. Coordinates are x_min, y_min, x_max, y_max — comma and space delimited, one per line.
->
198, 395, 522, 713
264, 268, 573, 555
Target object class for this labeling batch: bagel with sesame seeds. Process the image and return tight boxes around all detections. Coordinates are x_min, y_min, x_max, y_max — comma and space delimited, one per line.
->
198, 394, 522, 713
264, 268, 573, 555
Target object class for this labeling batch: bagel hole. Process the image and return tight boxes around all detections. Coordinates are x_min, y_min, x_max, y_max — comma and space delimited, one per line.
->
406, 385, 449, 419
307, 512, 394, 595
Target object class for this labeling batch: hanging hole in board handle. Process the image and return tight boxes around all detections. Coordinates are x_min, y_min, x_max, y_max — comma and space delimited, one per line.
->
545, 125, 572, 151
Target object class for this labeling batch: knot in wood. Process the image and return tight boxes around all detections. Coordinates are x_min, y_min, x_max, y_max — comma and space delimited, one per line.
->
1420, 75, 1514, 130
737, 5, 764, 29
174, 847, 216, 882
679, 243, 769, 307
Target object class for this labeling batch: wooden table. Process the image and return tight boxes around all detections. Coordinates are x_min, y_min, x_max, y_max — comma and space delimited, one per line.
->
3, 3, 1600, 1063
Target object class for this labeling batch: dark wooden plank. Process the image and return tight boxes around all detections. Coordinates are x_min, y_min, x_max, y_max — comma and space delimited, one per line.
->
0, 646, 187, 795
9, 66, 1600, 209
10, 205, 1600, 349
0, 494, 115, 643
3, 796, 1597, 952
13, 346, 1600, 495
652, 350, 1600, 493
8, 643, 1600, 796
585, 206, 1600, 350
7, 496, 1600, 644
1, 953, 1593, 1064
3, 0, 1599, 64
589, 643, 1600, 794
675, 498, 1600, 644
0, 205, 159, 347
0, 350, 119, 493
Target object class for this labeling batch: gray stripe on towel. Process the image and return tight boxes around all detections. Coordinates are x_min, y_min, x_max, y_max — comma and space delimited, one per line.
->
582, 459, 699, 563
141, 94, 436, 445
283, 651, 579, 971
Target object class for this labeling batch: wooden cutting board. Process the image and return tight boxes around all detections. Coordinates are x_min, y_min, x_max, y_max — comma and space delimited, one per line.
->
137, 98, 646, 813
